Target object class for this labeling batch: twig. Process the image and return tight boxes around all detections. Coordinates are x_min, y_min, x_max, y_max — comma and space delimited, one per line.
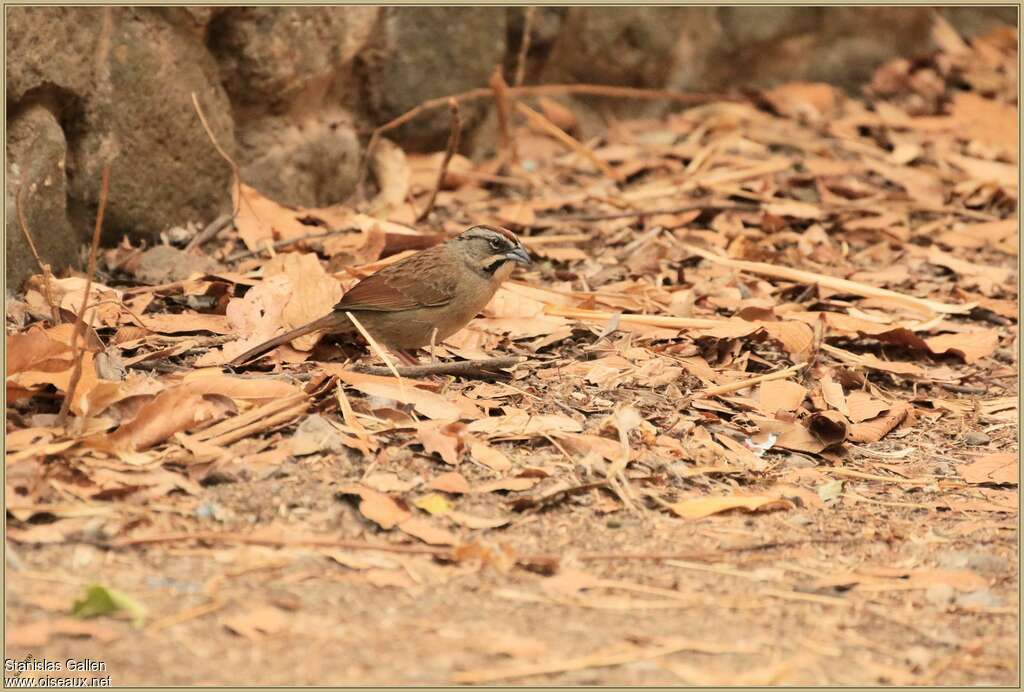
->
415, 99, 462, 223
57, 165, 110, 426
226, 228, 354, 263
107, 531, 452, 556
513, 7, 536, 87
543, 202, 760, 222
354, 356, 525, 379
356, 83, 731, 193
15, 181, 61, 322
697, 363, 807, 398
516, 101, 622, 181
185, 213, 232, 252
678, 242, 974, 316
489, 66, 515, 161
344, 311, 404, 385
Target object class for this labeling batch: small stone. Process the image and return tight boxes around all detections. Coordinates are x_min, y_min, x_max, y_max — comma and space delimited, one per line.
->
964, 431, 991, 446
956, 588, 1002, 609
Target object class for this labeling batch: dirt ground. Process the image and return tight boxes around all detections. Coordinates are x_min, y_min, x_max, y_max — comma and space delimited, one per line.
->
6, 393, 1019, 686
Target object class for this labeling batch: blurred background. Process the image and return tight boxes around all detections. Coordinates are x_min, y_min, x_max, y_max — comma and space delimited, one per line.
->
6, 6, 1016, 286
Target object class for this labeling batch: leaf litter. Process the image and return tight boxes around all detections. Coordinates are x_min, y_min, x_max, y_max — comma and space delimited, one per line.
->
4, 18, 1018, 686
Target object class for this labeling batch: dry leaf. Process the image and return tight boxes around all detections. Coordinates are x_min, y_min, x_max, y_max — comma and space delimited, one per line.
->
959, 453, 1017, 486
337, 484, 411, 529
328, 368, 483, 420
667, 495, 795, 519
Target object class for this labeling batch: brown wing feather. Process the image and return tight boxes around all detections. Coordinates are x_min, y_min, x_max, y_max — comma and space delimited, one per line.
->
335, 245, 457, 312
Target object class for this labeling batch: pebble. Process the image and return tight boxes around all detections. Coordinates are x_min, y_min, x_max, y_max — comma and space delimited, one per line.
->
963, 431, 991, 446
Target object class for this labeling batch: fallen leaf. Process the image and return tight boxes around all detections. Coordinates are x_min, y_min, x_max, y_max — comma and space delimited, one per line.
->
72, 584, 147, 627
264, 252, 343, 351
758, 380, 808, 415
337, 484, 411, 529
959, 453, 1017, 486
428, 472, 471, 494
666, 495, 794, 519
328, 368, 482, 420
415, 420, 467, 465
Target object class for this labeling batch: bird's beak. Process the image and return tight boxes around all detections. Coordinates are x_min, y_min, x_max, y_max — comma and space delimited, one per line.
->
505, 246, 533, 266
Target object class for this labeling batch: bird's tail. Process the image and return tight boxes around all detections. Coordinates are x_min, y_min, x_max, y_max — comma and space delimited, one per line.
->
228, 312, 347, 366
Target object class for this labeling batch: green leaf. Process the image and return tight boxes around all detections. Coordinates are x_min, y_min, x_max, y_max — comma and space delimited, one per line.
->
71, 584, 147, 627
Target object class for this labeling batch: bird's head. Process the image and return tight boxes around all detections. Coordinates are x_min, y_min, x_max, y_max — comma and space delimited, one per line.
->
453, 224, 532, 280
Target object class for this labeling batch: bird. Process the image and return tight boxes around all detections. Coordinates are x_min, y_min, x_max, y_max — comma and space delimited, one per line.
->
229, 224, 532, 366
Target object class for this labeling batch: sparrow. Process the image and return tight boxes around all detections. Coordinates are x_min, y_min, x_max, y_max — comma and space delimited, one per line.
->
230, 225, 532, 366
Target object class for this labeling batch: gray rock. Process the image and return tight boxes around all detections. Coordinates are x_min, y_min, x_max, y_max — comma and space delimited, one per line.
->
238, 112, 362, 207
358, 7, 507, 151
8, 7, 235, 246
209, 7, 378, 112
5, 105, 83, 290
964, 431, 992, 446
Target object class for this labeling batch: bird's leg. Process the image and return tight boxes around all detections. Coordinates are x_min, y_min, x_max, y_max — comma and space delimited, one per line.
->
394, 349, 420, 366
429, 328, 439, 365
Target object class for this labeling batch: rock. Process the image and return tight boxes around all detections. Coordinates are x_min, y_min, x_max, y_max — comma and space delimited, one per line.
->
5, 105, 83, 290
208, 7, 378, 112
133, 245, 221, 284
237, 111, 362, 207
545, 8, 714, 89
357, 7, 507, 151
8, 7, 235, 244
963, 431, 992, 446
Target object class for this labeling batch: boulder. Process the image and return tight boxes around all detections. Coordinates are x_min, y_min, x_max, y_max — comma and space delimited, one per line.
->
357, 7, 507, 151
6, 105, 82, 290
8, 7, 235, 245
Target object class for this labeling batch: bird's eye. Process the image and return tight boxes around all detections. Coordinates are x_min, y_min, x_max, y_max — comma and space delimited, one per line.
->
489, 239, 502, 250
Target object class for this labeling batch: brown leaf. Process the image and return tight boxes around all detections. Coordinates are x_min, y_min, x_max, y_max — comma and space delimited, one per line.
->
959, 453, 1017, 486
337, 484, 411, 529
398, 515, 460, 546
106, 385, 235, 452
467, 413, 582, 437
762, 82, 840, 121
848, 401, 914, 443
469, 441, 513, 471
808, 411, 849, 448
667, 495, 795, 520
263, 253, 343, 351
328, 368, 483, 420
845, 391, 890, 423
233, 182, 314, 251
428, 471, 471, 494
757, 380, 807, 416
415, 421, 467, 465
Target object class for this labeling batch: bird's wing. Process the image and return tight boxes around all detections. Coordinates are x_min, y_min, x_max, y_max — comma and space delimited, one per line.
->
335, 247, 457, 312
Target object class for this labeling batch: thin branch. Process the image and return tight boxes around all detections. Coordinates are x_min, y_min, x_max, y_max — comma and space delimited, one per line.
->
516, 101, 621, 181
415, 99, 462, 223
489, 65, 515, 161
57, 164, 110, 426
226, 228, 354, 263
15, 181, 61, 322
354, 356, 525, 379
185, 213, 232, 253
678, 242, 974, 316
513, 7, 536, 87
542, 202, 760, 223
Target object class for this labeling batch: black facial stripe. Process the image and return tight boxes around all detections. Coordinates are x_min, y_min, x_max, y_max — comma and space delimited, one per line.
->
482, 257, 507, 275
